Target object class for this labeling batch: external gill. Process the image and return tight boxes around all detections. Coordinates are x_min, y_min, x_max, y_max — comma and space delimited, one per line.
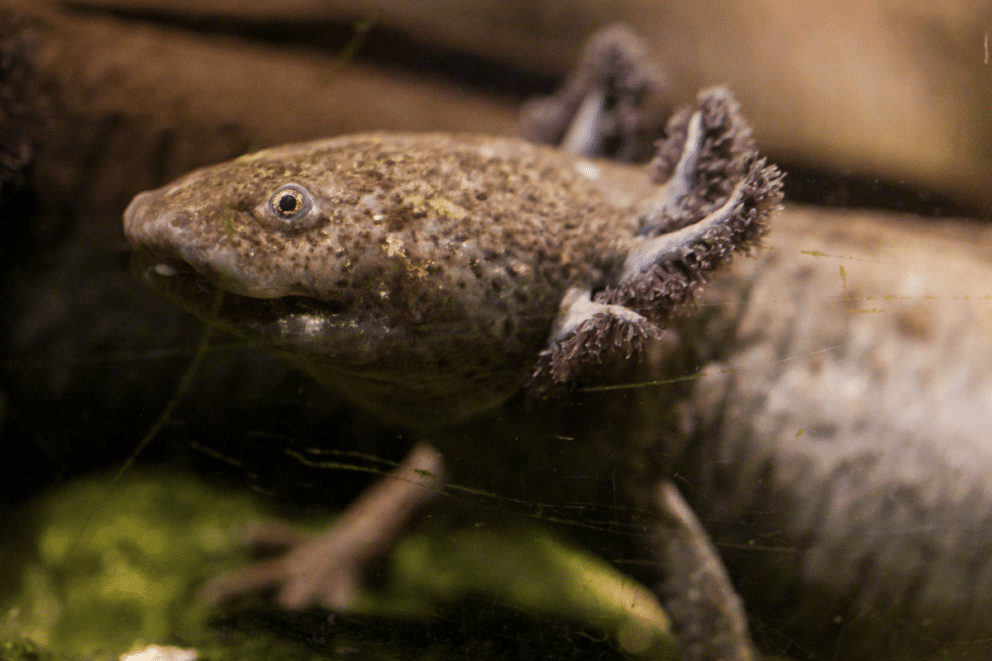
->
519, 23, 666, 162
548, 287, 649, 343
635, 109, 703, 231
529, 87, 783, 394
600, 155, 783, 329
621, 172, 742, 280
559, 86, 608, 156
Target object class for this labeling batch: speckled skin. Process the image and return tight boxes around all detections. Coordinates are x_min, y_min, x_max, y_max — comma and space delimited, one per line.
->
124, 132, 658, 426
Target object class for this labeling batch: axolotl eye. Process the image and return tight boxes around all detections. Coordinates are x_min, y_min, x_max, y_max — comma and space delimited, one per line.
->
268, 184, 314, 221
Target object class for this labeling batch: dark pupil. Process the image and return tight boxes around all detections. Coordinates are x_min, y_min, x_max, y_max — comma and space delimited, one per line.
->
278, 193, 299, 214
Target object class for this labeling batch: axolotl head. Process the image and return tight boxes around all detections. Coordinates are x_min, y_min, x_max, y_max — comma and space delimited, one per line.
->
123, 132, 641, 427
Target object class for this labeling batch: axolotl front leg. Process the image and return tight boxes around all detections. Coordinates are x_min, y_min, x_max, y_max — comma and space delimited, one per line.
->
202, 443, 443, 609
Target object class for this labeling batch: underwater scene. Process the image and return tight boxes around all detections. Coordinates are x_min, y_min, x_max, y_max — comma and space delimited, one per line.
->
1, 2, 991, 660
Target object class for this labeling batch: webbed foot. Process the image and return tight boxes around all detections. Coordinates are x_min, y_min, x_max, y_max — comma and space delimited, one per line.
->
200, 443, 444, 611
529, 86, 784, 394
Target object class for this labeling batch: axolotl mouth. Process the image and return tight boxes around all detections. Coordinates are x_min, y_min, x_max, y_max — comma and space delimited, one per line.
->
128, 248, 359, 352
123, 183, 396, 373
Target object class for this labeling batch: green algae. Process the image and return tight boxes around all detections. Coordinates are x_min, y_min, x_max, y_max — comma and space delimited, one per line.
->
2, 471, 673, 661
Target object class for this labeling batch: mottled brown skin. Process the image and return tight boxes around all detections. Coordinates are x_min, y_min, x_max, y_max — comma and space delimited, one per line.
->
126, 132, 659, 426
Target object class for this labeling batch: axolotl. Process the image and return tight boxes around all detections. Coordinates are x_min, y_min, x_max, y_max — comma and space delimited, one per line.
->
124, 79, 783, 661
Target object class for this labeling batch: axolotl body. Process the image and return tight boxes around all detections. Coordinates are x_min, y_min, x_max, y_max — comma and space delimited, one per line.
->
124, 86, 782, 660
